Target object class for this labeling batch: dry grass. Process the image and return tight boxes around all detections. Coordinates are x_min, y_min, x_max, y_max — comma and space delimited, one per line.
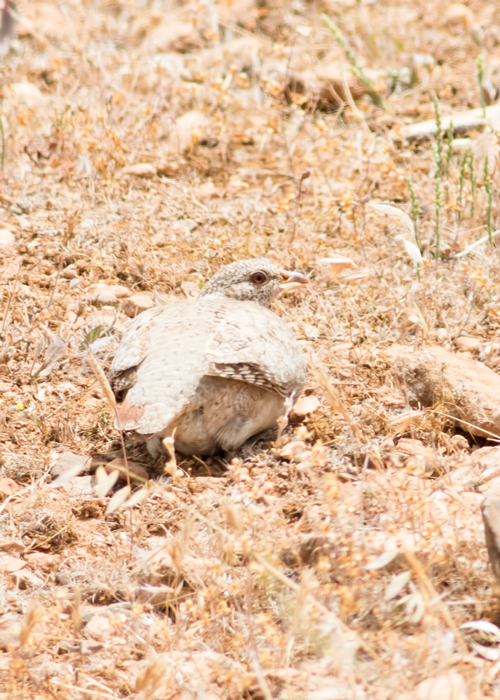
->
1, 0, 500, 696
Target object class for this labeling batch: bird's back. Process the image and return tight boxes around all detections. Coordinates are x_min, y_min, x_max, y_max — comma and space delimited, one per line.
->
110, 296, 305, 436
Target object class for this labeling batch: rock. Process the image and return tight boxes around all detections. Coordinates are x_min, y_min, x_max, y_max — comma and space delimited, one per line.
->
122, 293, 155, 318
55, 571, 71, 585
448, 434, 470, 452
86, 283, 131, 307
51, 452, 91, 479
11, 569, 45, 589
25, 552, 60, 573
391, 346, 500, 438
471, 446, 500, 467
446, 3, 475, 31
0, 229, 15, 249
415, 673, 468, 700
482, 486, 500, 593
0, 554, 26, 574
105, 458, 149, 484
156, 161, 180, 178
61, 265, 78, 279
395, 438, 427, 460
167, 111, 209, 151
62, 476, 96, 497
11, 82, 50, 110
290, 395, 320, 420
0, 612, 23, 649
84, 613, 114, 642
123, 163, 157, 178
454, 336, 481, 352
279, 441, 307, 461
0, 478, 20, 498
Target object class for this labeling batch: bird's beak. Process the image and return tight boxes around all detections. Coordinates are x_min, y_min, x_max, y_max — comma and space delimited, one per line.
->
279, 269, 309, 293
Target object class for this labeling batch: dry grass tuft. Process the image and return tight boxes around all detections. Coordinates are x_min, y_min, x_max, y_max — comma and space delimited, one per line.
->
1, 0, 500, 695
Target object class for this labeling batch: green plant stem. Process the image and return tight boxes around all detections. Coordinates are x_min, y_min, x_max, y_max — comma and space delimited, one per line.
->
435, 176, 441, 259
445, 120, 454, 178
406, 177, 420, 247
485, 156, 493, 245
458, 150, 469, 224
0, 115, 5, 170
321, 14, 385, 111
469, 151, 476, 219
478, 52, 486, 118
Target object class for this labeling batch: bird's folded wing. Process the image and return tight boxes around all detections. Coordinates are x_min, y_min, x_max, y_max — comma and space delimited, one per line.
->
202, 302, 306, 397
110, 307, 165, 373
112, 301, 207, 434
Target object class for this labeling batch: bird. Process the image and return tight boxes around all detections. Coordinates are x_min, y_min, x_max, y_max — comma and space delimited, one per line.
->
108, 258, 308, 457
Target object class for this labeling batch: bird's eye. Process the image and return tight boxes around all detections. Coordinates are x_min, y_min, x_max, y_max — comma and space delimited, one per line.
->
250, 271, 268, 285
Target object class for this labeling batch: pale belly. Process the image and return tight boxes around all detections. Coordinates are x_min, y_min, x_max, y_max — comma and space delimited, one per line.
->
157, 376, 286, 456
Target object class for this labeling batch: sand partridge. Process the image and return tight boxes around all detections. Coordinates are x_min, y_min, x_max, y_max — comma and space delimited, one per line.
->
108, 258, 308, 456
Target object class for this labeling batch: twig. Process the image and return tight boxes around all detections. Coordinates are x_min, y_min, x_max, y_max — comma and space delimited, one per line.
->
404, 550, 468, 655
86, 352, 130, 488
455, 229, 500, 258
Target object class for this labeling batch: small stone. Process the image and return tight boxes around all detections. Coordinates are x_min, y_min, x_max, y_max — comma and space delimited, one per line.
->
105, 458, 149, 484
455, 336, 481, 352
84, 613, 113, 642
279, 441, 307, 461
123, 293, 155, 318
61, 265, 78, 279
0, 229, 15, 249
55, 571, 71, 585
395, 438, 427, 460
87, 283, 131, 300
0, 554, 26, 574
446, 3, 474, 30
482, 485, 500, 592
448, 434, 470, 452
391, 346, 500, 438
157, 162, 180, 177
62, 476, 96, 497
290, 395, 320, 420
90, 290, 117, 306
0, 612, 23, 649
0, 478, 20, 498
51, 452, 91, 479
415, 673, 468, 700
123, 162, 157, 178
11, 569, 44, 589
471, 446, 500, 478
167, 110, 209, 151
12, 81, 50, 109
25, 552, 60, 573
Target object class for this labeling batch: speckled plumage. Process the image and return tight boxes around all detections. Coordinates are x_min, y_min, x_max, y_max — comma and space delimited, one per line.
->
108, 258, 307, 456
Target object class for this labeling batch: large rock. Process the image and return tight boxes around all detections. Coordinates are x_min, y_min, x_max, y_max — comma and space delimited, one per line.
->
415, 673, 468, 700
481, 485, 500, 593
391, 346, 500, 439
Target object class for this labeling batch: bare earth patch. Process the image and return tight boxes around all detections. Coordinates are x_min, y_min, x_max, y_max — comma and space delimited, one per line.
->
2, 0, 500, 697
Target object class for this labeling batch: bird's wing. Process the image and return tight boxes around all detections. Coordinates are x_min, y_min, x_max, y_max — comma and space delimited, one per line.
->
202, 300, 306, 398
110, 298, 306, 436
109, 306, 165, 374
111, 301, 208, 434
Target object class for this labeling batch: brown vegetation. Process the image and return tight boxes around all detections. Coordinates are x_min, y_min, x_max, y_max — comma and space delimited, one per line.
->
1, 0, 500, 696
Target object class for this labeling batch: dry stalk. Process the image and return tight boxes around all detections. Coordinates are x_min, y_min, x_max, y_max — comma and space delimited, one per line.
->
86, 351, 130, 487
19, 604, 45, 647
404, 550, 468, 655
309, 363, 365, 441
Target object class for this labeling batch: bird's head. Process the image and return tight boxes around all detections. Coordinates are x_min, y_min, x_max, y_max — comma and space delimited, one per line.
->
199, 257, 308, 307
